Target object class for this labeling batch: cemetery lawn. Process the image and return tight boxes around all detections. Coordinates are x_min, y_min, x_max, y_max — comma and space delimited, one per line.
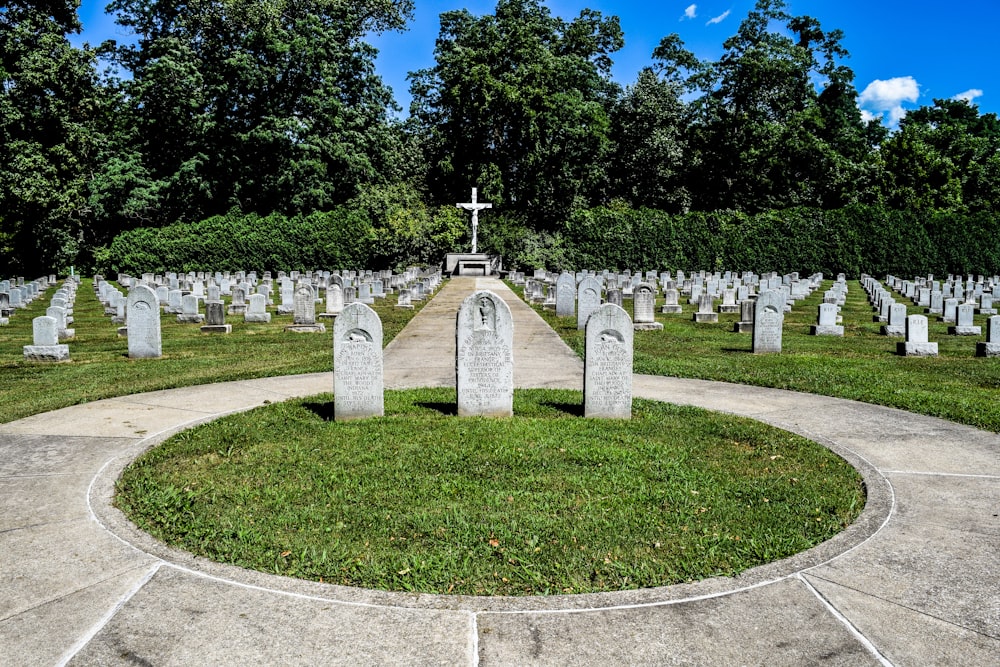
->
522, 281, 1000, 432
0, 279, 427, 423
115, 388, 864, 596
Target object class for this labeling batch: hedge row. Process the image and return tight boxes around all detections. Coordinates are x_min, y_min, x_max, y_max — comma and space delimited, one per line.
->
97, 204, 1000, 278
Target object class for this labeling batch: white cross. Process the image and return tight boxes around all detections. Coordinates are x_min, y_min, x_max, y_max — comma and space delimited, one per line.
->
456, 187, 492, 254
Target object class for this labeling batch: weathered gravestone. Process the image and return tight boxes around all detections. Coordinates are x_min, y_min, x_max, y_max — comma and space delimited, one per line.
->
177, 294, 204, 323
333, 302, 384, 421
632, 283, 662, 330
577, 275, 602, 330
881, 303, 907, 336
584, 303, 633, 419
949, 303, 981, 335
285, 283, 325, 332
46, 306, 74, 340
734, 298, 755, 333
752, 290, 784, 353
244, 293, 271, 323
23, 316, 70, 361
396, 288, 414, 309
127, 284, 162, 359
693, 292, 718, 323
228, 285, 248, 315
660, 288, 682, 314
811, 302, 844, 336
555, 272, 576, 318
606, 288, 622, 308
201, 300, 231, 334
456, 290, 513, 417
319, 276, 344, 318
898, 314, 937, 356
976, 315, 1000, 357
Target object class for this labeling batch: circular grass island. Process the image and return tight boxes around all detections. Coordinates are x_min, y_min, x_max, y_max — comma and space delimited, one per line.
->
116, 388, 864, 597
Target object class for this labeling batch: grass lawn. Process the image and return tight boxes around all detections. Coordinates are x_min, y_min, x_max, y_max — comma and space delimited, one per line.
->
0, 278, 428, 423
115, 388, 863, 596
521, 279, 1000, 432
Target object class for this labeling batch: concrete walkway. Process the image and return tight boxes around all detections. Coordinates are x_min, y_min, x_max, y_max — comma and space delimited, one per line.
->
1, 278, 996, 665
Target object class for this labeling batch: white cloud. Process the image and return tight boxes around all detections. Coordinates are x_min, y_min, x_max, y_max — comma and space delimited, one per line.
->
682, 4, 697, 20
706, 10, 731, 25
857, 76, 920, 127
953, 88, 983, 103
859, 109, 881, 124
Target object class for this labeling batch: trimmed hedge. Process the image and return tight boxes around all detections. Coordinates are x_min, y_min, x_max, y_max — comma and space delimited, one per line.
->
97, 203, 1000, 278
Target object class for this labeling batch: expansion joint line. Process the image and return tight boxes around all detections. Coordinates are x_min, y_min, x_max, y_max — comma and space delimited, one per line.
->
797, 573, 894, 667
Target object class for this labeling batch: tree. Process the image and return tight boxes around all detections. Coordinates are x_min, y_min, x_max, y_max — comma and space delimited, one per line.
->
881, 98, 1000, 212
608, 67, 690, 212
0, 1, 106, 273
408, 0, 623, 225
684, 0, 875, 212
107, 0, 414, 224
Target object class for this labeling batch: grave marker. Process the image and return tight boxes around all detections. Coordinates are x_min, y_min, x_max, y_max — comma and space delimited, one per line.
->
334, 302, 384, 420
456, 290, 514, 417
584, 303, 633, 419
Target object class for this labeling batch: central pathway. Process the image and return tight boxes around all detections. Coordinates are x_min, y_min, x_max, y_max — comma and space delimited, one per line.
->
0, 277, 996, 665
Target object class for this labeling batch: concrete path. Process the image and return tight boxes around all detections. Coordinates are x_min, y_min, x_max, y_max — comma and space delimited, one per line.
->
1, 278, 996, 665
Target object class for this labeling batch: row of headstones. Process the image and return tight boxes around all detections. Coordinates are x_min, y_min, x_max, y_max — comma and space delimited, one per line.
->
517, 268, 837, 353
863, 274, 1000, 357
90, 270, 441, 347
333, 290, 635, 421
22, 278, 80, 362
2, 275, 59, 326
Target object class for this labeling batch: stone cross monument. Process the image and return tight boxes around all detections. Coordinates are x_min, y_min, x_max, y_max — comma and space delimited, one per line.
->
456, 187, 492, 253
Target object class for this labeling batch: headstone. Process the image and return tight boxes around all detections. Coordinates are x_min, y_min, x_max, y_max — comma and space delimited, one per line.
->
333, 302, 384, 421
949, 303, 981, 335
286, 283, 325, 332
244, 293, 271, 323
23, 316, 70, 361
976, 316, 1000, 357
555, 273, 576, 318
584, 304, 633, 419
632, 283, 662, 330
320, 280, 344, 317
176, 294, 204, 323
898, 315, 938, 356
456, 290, 514, 417
693, 292, 718, 323
752, 290, 784, 353
396, 288, 414, 309
576, 275, 602, 330
46, 306, 74, 340
811, 302, 844, 336
606, 288, 622, 308
660, 288, 682, 314
941, 298, 958, 324
734, 298, 755, 333
127, 284, 162, 358
881, 303, 907, 336
718, 288, 739, 313
201, 300, 232, 334
228, 285, 248, 315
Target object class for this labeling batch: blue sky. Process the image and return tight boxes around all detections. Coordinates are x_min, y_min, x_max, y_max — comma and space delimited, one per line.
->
73, 1, 999, 126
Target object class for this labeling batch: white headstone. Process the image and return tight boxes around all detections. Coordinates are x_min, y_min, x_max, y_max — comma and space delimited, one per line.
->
577, 275, 602, 330
127, 284, 162, 358
333, 302, 384, 421
556, 272, 576, 318
752, 290, 784, 353
584, 303, 633, 418
456, 290, 513, 417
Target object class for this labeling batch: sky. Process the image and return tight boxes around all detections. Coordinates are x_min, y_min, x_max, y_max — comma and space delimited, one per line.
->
72, 1, 1000, 127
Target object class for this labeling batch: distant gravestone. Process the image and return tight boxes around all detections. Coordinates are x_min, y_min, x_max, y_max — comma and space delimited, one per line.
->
718, 288, 739, 313
127, 284, 162, 359
881, 303, 907, 336
201, 301, 231, 334
734, 298, 755, 333
244, 293, 271, 323
632, 282, 662, 330
811, 302, 844, 336
277, 283, 295, 314
23, 316, 70, 361
286, 283, 325, 332
577, 275, 602, 330
898, 314, 937, 356
941, 298, 958, 324
321, 279, 344, 317
46, 306, 74, 340
660, 288, 682, 314
177, 294, 204, 323
333, 302, 384, 421
584, 303, 633, 419
396, 288, 414, 309
456, 290, 514, 417
693, 292, 718, 323
949, 303, 981, 336
228, 285, 248, 315
555, 272, 576, 318
976, 315, 1000, 357
752, 290, 784, 353
606, 288, 622, 308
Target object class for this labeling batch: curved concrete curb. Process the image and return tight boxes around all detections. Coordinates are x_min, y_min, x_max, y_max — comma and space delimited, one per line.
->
1, 278, 997, 665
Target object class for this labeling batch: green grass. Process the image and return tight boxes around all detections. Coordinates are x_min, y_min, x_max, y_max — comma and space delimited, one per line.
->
115, 388, 863, 596
0, 279, 430, 423
520, 280, 1000, 432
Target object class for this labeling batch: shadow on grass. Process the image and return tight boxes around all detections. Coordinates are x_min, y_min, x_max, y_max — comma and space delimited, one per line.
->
303, 401, 336, 421
416, 401, 458, 416
539, 401, 584, 417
